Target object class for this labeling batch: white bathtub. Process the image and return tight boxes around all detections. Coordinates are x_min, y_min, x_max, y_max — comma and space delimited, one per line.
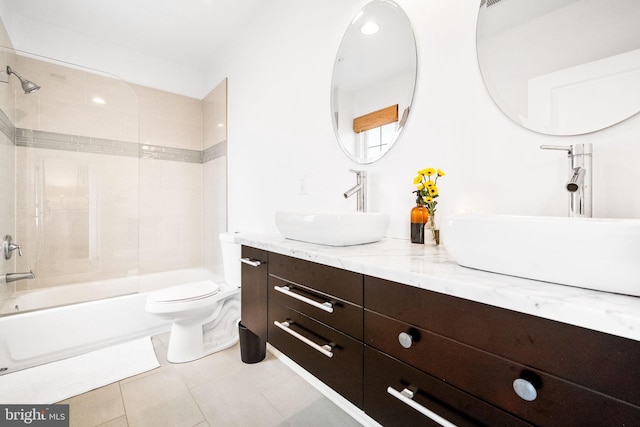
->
0, 268, 228, 375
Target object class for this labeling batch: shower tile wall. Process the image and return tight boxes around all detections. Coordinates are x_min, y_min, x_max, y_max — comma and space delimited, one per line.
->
138, 157, 202, 274
13, 56, 141, 291
135, 83, 206, 275
9, 55, 226, 292
15, 148, 140, 288
136, 84, 203, 151
14, 57, 139, 142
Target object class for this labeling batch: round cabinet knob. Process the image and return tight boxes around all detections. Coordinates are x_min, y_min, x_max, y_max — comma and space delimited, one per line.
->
513, 378, 538, 402
398, 332, 414, 349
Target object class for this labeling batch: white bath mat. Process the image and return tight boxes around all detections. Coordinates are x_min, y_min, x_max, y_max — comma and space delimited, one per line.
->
0, 337, 160, 404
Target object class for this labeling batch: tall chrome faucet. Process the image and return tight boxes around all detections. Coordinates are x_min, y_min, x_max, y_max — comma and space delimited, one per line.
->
540, 143, 592, 217
344, 169, 367, 212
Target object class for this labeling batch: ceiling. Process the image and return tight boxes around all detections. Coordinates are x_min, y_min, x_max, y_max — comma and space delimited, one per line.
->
0, 0, 266, 97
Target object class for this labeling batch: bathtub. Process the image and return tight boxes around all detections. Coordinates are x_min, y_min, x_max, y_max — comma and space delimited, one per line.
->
0, 268, 230, 375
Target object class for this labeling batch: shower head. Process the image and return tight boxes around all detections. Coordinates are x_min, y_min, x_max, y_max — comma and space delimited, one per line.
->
6, 66, 40, 94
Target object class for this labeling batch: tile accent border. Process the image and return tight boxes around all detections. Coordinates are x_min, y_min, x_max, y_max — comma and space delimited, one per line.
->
140, 143, 202, 163
16, 128, 139, 157
14, 128, 226, 164
203, 140, 227, 162
0, 109, 14, 144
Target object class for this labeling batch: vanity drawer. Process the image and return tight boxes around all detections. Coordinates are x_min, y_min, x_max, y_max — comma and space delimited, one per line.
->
365, 309, 640, 426
364, 346, 532, 427
364, 276, 640, 406
268, 300, 363, 408
269, 274, 363, 340
269, 253, 363, 305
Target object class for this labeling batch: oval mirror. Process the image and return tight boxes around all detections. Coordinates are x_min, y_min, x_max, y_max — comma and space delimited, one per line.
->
477, 0, 640, 136
331, 0, 417, 163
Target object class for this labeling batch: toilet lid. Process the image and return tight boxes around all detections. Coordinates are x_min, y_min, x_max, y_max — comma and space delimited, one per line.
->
147, 280, 220, 303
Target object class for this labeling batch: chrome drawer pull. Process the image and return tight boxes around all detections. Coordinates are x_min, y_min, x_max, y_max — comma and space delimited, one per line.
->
387, 386, 457, 427
240, 258, 262, 267
273, 285, 334, 313
273, 320, 334, 358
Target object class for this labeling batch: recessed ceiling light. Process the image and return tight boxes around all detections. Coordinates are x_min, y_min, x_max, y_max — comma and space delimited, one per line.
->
91, 97, 106, 105
360, 22, 379, 35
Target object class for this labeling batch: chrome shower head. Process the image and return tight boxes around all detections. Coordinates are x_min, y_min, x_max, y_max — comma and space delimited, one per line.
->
6, 66, 40, 94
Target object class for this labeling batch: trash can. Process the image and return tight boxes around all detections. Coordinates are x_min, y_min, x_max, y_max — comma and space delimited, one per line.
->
238, 321, 266, 363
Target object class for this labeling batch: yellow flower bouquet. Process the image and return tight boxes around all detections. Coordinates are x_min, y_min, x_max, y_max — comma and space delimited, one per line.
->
413, 167, 445, 244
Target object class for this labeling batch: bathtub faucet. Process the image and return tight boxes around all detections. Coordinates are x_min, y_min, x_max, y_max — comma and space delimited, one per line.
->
3, 235, 23, 260
6, 270, 35, 283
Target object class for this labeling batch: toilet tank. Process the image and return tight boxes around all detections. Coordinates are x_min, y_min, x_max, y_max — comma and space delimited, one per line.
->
219, 232, 241, 287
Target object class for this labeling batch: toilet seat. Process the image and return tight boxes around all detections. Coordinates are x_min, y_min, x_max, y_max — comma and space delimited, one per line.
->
147, 280, 220, 304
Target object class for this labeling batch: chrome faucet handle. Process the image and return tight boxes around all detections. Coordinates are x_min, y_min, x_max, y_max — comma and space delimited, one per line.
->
12, 244, 22, 257
3, 235, 22, 260
540, 144, 592, 156
540, 144, 571, 153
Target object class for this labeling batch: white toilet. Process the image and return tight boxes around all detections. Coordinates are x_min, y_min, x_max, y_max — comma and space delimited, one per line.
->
145, 233, 241, 363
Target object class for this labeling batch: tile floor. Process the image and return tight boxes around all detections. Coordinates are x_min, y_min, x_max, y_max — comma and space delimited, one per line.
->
58, 334, 363, 427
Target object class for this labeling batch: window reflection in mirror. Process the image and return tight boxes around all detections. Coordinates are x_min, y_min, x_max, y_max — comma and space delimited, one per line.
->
331, 0, 417, 163
362, 123, 396, 159
477, 0, 640, 135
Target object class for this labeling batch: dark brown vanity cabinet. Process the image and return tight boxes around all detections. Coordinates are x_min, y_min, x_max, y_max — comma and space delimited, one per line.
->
364, 346, 531, 427
364, 276, 640, 426
240, 247, 640, 426
266, 253, 364, 408
240, 246, 269, 341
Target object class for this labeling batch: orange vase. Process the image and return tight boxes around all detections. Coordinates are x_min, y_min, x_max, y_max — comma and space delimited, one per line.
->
410, 202, 429, 244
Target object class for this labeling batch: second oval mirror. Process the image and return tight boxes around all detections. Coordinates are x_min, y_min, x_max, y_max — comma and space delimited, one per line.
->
331, 0, 417, 164
477, 0, 640, 136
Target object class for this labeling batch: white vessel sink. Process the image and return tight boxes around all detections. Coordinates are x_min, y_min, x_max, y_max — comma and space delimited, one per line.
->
275, 211, 389, 246
441, 214, 640, 296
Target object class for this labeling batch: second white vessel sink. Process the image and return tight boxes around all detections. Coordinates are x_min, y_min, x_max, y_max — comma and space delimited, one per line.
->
275, 211, 389, 246
441, 214, 640, 296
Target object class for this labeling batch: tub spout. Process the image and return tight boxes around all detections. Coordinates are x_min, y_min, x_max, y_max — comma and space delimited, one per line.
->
6, 270, 35, 283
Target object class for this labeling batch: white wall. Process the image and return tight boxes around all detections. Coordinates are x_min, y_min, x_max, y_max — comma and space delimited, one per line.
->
0, 4, 208, 98
205, 0, 640, 239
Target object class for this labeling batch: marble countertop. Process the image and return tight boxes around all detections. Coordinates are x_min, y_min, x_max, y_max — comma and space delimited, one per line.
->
235, 234, 640, 342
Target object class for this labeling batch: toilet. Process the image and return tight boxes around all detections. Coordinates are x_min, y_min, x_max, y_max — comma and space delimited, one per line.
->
145, 233, 241, 363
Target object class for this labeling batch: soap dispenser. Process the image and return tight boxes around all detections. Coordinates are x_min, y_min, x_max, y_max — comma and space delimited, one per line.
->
410, 196, 429, 244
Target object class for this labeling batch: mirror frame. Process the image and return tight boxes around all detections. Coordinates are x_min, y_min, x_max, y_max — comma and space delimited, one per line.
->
331, 0, 417, 163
